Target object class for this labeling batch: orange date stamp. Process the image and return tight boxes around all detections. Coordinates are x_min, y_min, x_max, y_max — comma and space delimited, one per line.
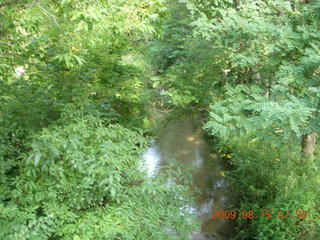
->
211, 210, 308, 220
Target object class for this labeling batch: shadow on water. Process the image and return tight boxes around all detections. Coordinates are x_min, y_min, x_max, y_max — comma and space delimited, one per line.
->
142, 115, 234, 240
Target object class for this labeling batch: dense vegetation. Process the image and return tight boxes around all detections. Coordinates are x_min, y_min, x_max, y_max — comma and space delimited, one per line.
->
0, 1, 197, 239
1, 0, 319, 239
148, 0, 320, 239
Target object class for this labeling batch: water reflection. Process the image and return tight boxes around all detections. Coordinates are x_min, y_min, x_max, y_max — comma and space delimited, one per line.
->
142, 116, 234, 239
141, 140, 160, 177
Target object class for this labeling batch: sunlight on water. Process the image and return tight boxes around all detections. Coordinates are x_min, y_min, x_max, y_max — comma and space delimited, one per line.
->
141, 116, 234, 239
141, 140, 161, 177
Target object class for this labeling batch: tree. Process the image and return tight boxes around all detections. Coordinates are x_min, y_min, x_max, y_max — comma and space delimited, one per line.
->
0, 1, 199, 239
148, 0, 320, 239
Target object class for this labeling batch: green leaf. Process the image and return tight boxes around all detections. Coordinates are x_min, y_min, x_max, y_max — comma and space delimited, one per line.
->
34, 152, 41, 166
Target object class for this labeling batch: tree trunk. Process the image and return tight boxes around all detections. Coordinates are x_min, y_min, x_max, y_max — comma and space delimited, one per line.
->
301, 132, 318, 158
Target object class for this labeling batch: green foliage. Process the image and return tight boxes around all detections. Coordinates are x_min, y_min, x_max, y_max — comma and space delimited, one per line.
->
0, 115, 197, 239
2, 0, 320, 238
218, 138, 320, 240
204, 85, 317, 143
0, 1, 199, 239
0, 0, 167, 128
204, 85, 319, 240
149, 0, 320, 108
146, 0, 320, 239
147, 1, 192, 72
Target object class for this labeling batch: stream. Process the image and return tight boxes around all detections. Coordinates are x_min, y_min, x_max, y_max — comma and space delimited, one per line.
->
142, 115, 234, 240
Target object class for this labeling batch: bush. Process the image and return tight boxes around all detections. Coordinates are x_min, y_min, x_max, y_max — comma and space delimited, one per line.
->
0, 115, 197, 240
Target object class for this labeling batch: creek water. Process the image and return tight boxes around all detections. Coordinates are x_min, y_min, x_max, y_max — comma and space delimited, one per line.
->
142, 115, 234, 240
